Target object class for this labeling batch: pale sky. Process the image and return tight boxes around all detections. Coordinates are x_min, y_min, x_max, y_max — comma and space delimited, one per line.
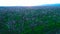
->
0, 0, 60, 6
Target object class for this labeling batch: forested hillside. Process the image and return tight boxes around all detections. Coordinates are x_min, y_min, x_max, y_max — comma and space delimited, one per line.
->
0, 6, 60, 34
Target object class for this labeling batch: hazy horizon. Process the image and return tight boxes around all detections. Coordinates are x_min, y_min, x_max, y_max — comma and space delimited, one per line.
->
0, 0, 60, 6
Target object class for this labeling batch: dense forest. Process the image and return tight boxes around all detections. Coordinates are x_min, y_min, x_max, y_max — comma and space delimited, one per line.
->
0, 6, 60, 34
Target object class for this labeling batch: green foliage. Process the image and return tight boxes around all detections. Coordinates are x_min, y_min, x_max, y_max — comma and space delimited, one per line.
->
0, 7, 60, 34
